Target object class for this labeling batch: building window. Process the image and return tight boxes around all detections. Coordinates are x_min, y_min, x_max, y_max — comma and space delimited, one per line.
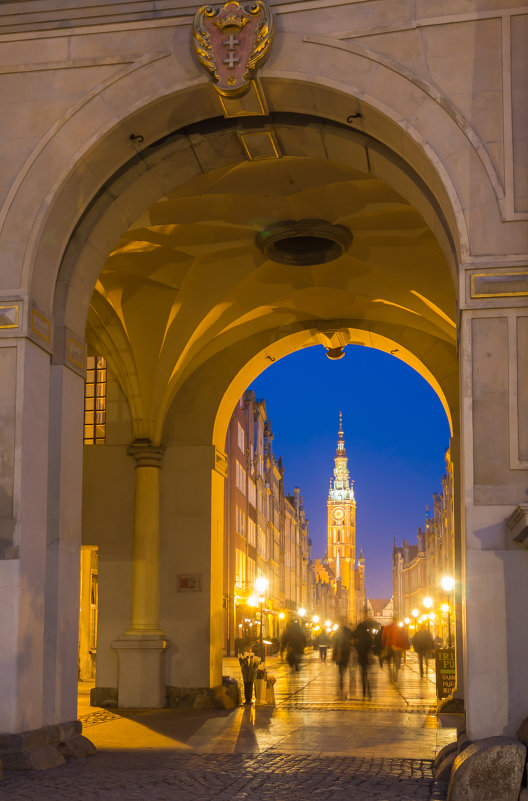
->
248, 479, 256, 508
235, 506, 246, 538
235, 460, 246, 494
84, 355, 106, 444
248, 518, 256, 547
237, 422, 245, 452
235, 548, 247, 590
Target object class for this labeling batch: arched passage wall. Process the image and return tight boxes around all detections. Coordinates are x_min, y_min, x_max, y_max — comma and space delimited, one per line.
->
2, 13, 526, 752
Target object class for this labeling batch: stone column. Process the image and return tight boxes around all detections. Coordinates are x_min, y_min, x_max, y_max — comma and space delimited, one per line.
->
111, 440, 168, 708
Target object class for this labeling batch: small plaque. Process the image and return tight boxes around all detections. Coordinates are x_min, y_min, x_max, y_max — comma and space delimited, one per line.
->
67, 335, 86, 369
177, 574, 203, 592
471, 271, 528, 298
31, 309, 51, 342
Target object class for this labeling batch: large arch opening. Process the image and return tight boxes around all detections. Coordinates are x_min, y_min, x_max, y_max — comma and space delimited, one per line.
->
65, 103, 459, 717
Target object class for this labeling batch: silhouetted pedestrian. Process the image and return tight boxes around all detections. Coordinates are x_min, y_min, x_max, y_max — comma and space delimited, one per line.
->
353, 619, 373, 699
280, 620, 306, 671
412, 627, 434, 677
332, 623, 353, 697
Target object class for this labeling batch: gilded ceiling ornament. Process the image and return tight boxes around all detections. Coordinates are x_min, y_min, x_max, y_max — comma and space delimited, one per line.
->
192, 0, 273, 97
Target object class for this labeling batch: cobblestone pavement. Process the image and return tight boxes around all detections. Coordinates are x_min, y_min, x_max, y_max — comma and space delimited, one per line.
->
2, 651, 460, 799
2, 750, 435, 800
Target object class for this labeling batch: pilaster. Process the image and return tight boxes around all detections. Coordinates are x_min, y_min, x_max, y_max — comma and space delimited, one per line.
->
459, 267, 528, 739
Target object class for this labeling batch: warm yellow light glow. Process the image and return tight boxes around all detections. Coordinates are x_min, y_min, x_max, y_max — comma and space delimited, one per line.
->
298, 607, 306, 618
247, 595, 258, 607
429, 613, 436, 621
255, 576, 268, 594
313, 625, 320, 632
409, 290, 456, 328
409, 624, 415, 630
441, 576, 455, 592
278, 612, 285, 620
398, 622, 404, 628
332, 623, 338, 631
423, 596, 433, 609
312, 615, 319, 624
412, 609, 419, 618
441, 603, 450, 613
325, 620, 331, 628
404, 617, 411, 625
326, 628, 332, 634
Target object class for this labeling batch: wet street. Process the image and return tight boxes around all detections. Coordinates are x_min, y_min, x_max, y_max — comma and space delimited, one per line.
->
2, 650, 460, 800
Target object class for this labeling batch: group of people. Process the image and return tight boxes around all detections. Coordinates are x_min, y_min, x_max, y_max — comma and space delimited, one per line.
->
279, 617, 437, 698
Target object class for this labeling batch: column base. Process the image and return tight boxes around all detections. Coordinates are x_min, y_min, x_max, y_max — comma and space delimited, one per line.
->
111, 634, 169, 708
166, 681, 239, 709
0, 721, 96, 771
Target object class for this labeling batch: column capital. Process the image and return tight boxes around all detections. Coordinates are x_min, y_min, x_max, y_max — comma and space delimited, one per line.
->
127, 439, 164, 467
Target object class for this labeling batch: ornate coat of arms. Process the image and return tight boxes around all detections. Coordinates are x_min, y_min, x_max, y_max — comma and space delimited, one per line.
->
193, 1, 273, 97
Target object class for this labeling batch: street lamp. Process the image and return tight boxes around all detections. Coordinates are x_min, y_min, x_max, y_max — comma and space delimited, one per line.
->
441, 576, 454, 648
255, 576, 269, 655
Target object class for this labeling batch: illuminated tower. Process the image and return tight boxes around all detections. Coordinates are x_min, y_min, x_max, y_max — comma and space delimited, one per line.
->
327, 412, 357, 621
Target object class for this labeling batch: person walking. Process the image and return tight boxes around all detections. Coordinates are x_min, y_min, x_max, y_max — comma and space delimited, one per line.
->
280, 619, 306, 671
316, 628, 331, 662
412, 626, 434, 677
382, 619, 409, 681
332, 623, 353, 698
352, 619, 373, 699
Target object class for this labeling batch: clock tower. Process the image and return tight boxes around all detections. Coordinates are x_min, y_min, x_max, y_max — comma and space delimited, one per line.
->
327, 412, 357, 622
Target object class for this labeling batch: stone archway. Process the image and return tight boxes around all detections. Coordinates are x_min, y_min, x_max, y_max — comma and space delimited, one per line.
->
69, 107, 459, 715
1, 11, 526, 766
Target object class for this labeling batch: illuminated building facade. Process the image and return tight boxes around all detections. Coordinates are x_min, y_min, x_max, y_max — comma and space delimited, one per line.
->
223, 391, 310, 654
392, 451, 455, 643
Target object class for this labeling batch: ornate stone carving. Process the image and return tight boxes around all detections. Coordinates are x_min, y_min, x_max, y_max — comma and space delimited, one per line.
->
193, 0, 273, 96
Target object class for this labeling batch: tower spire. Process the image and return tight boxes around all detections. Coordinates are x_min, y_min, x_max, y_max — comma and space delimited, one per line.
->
329, 413, 354, 502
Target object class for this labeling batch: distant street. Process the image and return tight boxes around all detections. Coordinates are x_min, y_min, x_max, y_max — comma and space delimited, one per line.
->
3, 650, 459, 800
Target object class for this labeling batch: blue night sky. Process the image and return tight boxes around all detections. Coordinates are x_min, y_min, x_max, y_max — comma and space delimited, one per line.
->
249, 345, 451, 600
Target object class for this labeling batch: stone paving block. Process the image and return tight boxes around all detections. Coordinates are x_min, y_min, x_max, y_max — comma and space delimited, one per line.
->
57, 735, 97, 761
447, 736, 526, 801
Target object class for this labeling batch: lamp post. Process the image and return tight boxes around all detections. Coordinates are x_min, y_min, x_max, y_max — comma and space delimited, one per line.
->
255, 576, 269, 660
441, 576, 455, 648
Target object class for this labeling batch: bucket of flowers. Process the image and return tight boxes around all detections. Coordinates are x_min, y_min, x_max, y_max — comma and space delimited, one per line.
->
239, 653, 261, 704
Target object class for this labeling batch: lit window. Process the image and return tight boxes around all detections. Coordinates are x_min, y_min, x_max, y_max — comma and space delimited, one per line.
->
84, 356, 106, 444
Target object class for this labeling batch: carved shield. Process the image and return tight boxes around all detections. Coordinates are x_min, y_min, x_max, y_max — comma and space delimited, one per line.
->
193, 1, 273, 97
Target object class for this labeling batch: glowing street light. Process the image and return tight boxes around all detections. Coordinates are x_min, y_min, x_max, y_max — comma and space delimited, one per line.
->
404, 617, 411, 626
255, 576, 269, 656
325, 620, 332, 628
298, 607, 306, 618
411, 609, 419, 618
312, 615, 320, 624
441, 576, 455, 648
423, 596, 433, 610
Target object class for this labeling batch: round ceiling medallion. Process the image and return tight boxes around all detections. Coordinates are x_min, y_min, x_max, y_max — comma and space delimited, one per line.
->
256, 219, 352, 266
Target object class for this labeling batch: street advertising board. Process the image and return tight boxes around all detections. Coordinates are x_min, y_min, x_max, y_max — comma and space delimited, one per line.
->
435, 648, 456, 699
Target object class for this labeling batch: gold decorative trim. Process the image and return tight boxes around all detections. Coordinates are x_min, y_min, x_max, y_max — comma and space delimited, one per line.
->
240, 130, 279, 160
471, 272, 528, 298
0, 304, 19, 329
219, 80, 267, 117
31, 309, 51, 342
67, 335, 86, 369
214, 447, 228, 477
